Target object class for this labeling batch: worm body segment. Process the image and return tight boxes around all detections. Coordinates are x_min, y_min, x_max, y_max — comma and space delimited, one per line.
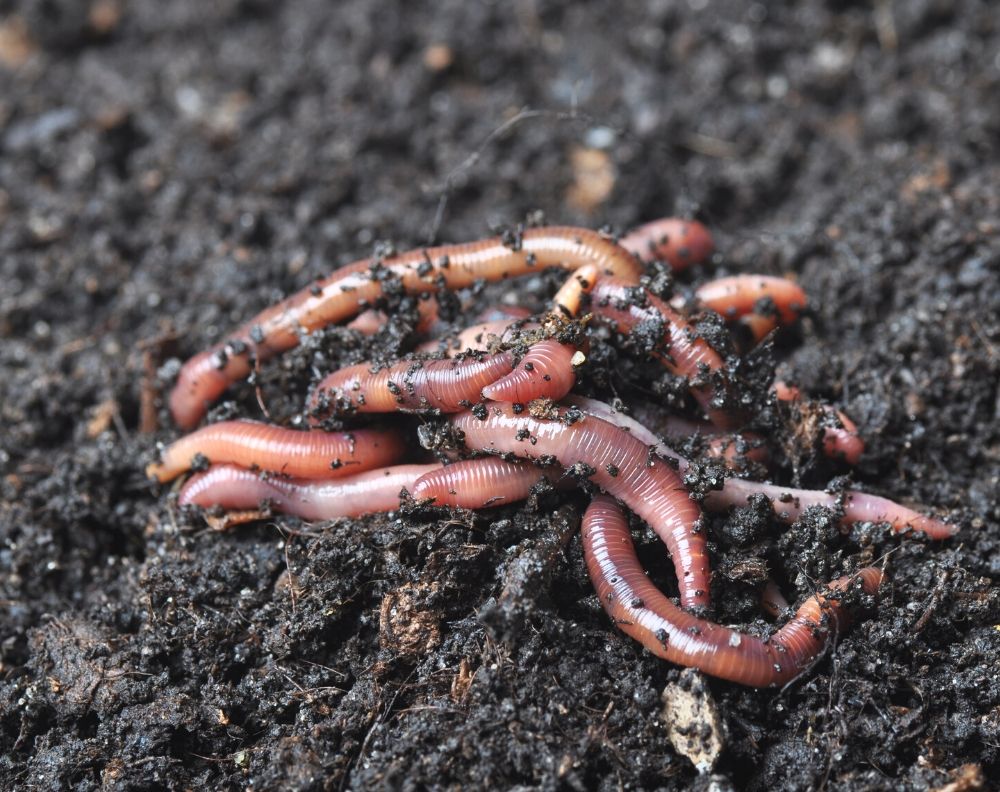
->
480, 340, 578, 405
706, 478, 954, 539
582, 495, 883, 686
170, 227, 643, 428
568, 396, 951, 538
179, 463, 441, 520
147, 421, 406, 482
412, 458, 555, 508
450, 403, 711, 610
619, 218, 715, 272
695, 275, 807, 327
312, 353, 516, 414
591, 279, 732, 426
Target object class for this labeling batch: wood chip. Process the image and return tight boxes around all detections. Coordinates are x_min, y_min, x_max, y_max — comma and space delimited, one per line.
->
86, 399, 118, 438
0, 16, 36, 69
930, 764, 984, 792
566, 146, 615, 214
660, 669, 725, 772
379, 581, 442, 656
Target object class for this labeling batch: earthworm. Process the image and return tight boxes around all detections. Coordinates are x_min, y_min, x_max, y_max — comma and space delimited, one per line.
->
480, 339, 579, 404
566, 395, 767, 467
310, 353, 517, 415
178, 463, 441, 520
412, 457, 556, 508
146, 420, 406, 482
618, 218, 715, 272
774, 380, 864, 464
317, 265, 595, 414
417, 306, 532, 356
450, 403, 711, 610
590, 278, 733, 426
312, 337, 578, 417
566, 396, 952, 539
416, 318, 521, 356
170, 227, 643, 429
691, 275, 808, 342
761, 579, 791, 618
346, 295, 441, 336
704, 478, 954, 539
477, 265, 597, 402
582, 495, 884, 686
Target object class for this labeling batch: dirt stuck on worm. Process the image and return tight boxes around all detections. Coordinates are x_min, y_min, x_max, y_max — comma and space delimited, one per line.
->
2, 1, 999, 790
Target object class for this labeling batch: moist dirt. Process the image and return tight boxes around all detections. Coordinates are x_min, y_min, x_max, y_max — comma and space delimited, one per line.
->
1, 1, 998, 790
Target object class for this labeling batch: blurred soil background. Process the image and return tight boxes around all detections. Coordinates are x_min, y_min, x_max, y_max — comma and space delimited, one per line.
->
1, 1, 999, 789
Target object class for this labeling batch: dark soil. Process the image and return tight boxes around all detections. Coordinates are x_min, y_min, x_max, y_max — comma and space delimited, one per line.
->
2, 1, 998, 790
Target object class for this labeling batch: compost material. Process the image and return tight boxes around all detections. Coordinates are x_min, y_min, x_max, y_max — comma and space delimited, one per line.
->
1, 1, 998, 789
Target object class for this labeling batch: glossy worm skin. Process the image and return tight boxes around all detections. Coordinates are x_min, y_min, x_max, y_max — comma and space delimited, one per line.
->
761, 579, 791, 618
647, 411, 769, 467
417, 312, 530, 356
310, 341, 575, 415
692, 275, 808, 341
346, 294, 441, 336
450, 403, 711, 610
618, 218, 715, 272
591, 278, 732, 426
311, 353, 517, 415
566, 396, 953, 539
146, 420, 406, 482
315, 265, 593, 414
412, 457, 555, 508
480, 339, 578, 404
179, 463, 441, 520
561, 395, 684, 464
566, 396, 767, 467
582, 495, 884, 686
169, 227, 643, 429
774, 380, 864, 465
704, 478, 955, 539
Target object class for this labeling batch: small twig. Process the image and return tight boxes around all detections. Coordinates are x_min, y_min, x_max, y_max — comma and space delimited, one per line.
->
426, 105, 617, 244
913, 568, 950, 634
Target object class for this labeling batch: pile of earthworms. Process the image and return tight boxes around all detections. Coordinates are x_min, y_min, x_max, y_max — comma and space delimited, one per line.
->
147, 218, 954, 687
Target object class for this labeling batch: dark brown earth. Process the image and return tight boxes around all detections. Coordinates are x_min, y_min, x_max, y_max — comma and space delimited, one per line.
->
2, 1, 999, 790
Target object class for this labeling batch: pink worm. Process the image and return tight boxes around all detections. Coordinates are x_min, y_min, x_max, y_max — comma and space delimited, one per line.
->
146, 420, 406, 482
618, 218, 715, 272
480, 340, 578, 404
583, 495, 884, 686
567, 396, 767, 467
590, 278, 733, 427
567, 396, 953, 539
169, 227, 643, 429
178, 463, 442, 520
346, 295, 441, 336
416, 318, 519, 356
774, 380, 864, 465
310, 339, 576, 416
311, 354, 516, 415
450, 403, 711, 610
412, 458, 557, 508
689, 274, 808, 341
